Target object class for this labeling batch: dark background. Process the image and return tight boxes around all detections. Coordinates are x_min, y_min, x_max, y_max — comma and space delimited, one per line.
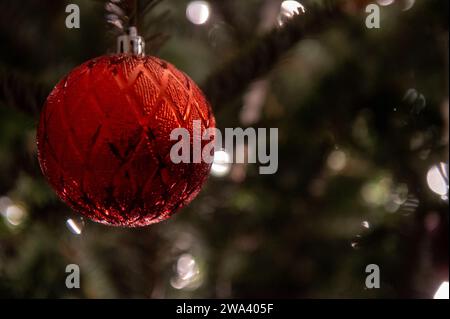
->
0, 0, 448, 298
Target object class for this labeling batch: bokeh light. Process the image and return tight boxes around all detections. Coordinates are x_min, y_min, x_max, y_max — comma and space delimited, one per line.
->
426, 163, 449, 200
278, 1, 305, 26
66, 218, 84, 235
361, 178, 391, 207
361, 221, 370, 229
1, 197, 27, 228
211, 150, 231, 177
0, 196, 12, 214
377, 0, 395, 6
402, 0, 415, 11
186, 1, 210, 25
5, 204, 26, 226
327, 150, 347, 172
434, 281, 449, 299
170, 253, 202, 290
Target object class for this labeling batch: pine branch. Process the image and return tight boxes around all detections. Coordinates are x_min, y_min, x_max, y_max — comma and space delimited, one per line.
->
202, 2, 345, 110
0, 65, 49, 117
104, 0, 170, 53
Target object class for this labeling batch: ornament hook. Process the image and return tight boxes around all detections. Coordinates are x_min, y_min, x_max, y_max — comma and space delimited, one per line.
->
117, 26, 145, 56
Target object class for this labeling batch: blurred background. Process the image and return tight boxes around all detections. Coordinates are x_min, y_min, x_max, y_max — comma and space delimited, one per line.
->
0, 0, 448, 298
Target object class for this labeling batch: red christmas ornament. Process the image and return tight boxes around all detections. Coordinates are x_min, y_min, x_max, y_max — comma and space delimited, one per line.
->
37, 54, 215, 227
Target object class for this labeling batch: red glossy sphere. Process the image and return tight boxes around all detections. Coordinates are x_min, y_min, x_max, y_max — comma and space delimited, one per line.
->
37, 55, 215, 227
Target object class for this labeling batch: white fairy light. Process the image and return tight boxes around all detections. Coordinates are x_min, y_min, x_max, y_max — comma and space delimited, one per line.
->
434, 281, 449, 299
281, 1, 305, 16
5, 204, 26, 226
186, 1, 210, 25
426, 163, 449, 200
278, 1, 305, 26
66, 218, 83, 235
361, 221, 370, 229
211, 150, 231, 177
377, 0, 395, 6
170, 253, 202, 290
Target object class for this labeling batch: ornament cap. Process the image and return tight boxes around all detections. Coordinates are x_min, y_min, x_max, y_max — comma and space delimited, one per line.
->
117, 26, 145, 56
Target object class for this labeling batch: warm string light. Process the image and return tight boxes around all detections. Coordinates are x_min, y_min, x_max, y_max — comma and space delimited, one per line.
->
170, 253, 202, 290
327, 150, 347, 172
0, 196, 27, 228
